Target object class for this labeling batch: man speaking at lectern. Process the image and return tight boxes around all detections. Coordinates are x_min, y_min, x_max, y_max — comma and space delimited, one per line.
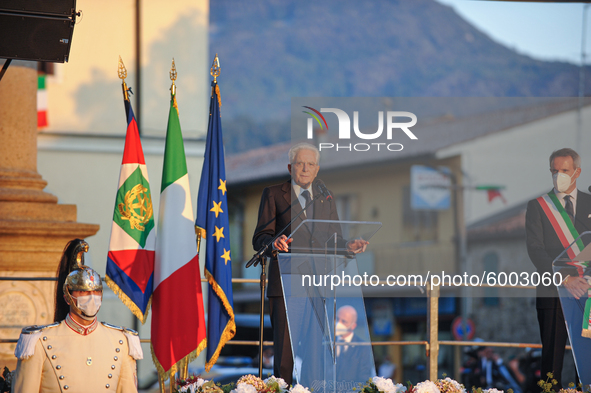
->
253, 143, 367, 384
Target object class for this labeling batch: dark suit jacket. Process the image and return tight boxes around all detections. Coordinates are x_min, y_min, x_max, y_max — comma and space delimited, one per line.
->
335, 334, 374, 382
525, 189, 591, 308
253, 180, 342, 297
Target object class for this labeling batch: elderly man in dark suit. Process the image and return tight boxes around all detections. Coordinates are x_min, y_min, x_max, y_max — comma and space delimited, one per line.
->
526, 148, 591, 388
253, 143, 367, 384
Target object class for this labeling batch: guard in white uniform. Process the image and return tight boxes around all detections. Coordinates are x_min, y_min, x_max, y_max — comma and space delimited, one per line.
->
11, 239, 143, 393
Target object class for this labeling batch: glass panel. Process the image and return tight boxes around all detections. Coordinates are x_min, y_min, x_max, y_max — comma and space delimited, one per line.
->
279, 220, 381, 393
553, 231, 591, 388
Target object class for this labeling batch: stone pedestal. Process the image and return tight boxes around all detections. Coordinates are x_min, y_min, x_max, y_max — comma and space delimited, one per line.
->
0, 62, 99, 369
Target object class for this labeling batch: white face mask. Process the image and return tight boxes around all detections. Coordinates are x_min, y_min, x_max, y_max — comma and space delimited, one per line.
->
74, 294, 102, 319
336, 321, 350, 337
553, 172, 576, 193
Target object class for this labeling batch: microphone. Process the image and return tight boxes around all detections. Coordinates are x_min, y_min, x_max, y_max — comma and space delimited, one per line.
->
314, 179, 333, 200
588, 186, 591, 193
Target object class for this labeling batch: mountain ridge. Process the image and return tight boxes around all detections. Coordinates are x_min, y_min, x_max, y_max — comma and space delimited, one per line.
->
209, 0, 589, 153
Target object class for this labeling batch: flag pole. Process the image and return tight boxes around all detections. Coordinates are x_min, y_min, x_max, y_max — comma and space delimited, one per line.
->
196, 53, 236, 373
169, 58, 189, 386
170, 58, 177, 97
196, 227, 205, 254
118, 56, 130, 102
195, 54, 221, 254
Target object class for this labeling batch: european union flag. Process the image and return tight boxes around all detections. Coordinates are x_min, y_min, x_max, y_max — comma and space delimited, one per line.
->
196, 79, 236, 371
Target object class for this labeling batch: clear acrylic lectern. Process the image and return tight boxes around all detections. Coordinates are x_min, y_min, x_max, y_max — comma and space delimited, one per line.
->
279, 220, 381, 393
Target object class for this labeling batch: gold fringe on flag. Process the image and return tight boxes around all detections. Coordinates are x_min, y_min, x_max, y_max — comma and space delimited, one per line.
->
105, 276, 152, 324
172, 94, 179, 114
211, 84, 222, 108
151, 337, 207, 384
204, 268, 236, 372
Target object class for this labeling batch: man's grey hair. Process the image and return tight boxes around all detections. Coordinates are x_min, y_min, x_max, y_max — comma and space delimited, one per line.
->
289, 143, 320, 164
549, 148, 581, 169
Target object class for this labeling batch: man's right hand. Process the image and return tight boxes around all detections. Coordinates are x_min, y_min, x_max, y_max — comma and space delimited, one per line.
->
563, 275, 590, 299
273, 235, 292, 252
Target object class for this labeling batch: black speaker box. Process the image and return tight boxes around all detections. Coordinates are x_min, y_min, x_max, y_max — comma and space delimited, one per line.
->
0, 0, 76, 17
0, 0, 76, 63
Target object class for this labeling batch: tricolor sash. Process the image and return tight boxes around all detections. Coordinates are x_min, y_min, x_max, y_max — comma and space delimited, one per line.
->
537, 192, 591, 338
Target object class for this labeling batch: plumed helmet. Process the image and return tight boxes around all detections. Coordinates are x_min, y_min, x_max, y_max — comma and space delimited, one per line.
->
61, 240, 103, 319
63, 240, 102, 293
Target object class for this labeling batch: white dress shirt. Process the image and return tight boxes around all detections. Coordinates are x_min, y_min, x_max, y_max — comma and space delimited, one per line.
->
292, 182, 314, 216
554, 187, 578, 215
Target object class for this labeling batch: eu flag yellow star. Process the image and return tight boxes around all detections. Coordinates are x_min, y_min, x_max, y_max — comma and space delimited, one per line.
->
210, 200, 223, 218
218, 179, 227, 196
213, 226, 225, 242
221, 248, 231, 265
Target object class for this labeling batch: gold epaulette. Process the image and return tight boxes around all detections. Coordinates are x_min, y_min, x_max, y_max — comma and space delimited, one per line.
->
21, 322, 60, 334
101, 322, 143, 360
101, 322, 139, 336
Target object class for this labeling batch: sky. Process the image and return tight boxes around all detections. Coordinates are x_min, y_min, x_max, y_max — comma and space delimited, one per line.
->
436, 0, 590, 65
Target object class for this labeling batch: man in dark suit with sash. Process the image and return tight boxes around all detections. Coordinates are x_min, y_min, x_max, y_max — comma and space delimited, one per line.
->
253, 143, 367, 384
526, 148, 591, 388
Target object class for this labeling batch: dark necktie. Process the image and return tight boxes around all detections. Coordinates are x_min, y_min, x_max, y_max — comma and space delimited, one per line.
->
336, 336, 344, 357
301, 190, 314, 224
564, 195, 575, 223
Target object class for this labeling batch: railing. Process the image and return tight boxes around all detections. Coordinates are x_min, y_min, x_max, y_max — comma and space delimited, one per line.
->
0, 276, 555, 381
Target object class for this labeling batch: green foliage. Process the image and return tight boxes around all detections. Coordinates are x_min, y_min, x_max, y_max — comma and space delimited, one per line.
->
537, 372, 558, 393
221, 382, 236, 393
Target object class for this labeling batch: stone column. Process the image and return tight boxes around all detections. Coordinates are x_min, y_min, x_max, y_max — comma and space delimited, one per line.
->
0, 61, 99, 369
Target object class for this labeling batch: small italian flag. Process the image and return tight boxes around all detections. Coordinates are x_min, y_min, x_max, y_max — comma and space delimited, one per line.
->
37, 75, 48, 128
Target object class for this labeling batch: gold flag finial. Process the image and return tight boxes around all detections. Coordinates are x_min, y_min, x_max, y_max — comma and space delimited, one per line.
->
118, 56, 130, 101
210, 54, 220, 83
118, 56, 127, 80
170, 58, 177, 96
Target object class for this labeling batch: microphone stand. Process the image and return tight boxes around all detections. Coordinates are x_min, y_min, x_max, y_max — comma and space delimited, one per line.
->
246, 190, 326, 378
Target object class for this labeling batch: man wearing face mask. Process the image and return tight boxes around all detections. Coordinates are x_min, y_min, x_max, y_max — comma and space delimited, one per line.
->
526, 148, 591, 389
334, 305, 374, 382
12, 239, 143, 393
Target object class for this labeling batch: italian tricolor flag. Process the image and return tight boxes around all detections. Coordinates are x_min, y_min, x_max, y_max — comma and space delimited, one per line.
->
151, 90, 206, 378
37, 75, 48, 128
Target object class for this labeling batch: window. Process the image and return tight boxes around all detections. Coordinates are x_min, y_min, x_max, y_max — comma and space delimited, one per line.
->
402, 186, 438, 243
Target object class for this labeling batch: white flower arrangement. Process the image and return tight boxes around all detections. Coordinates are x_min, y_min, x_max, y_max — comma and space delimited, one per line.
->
483, 389, 504, 393
371, 376, 407, 393
414, 380, 441, 393
264, 376, 289, 392
288, 384, 311, 393
177, 377, 206, 393
231, 383, 258, 393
